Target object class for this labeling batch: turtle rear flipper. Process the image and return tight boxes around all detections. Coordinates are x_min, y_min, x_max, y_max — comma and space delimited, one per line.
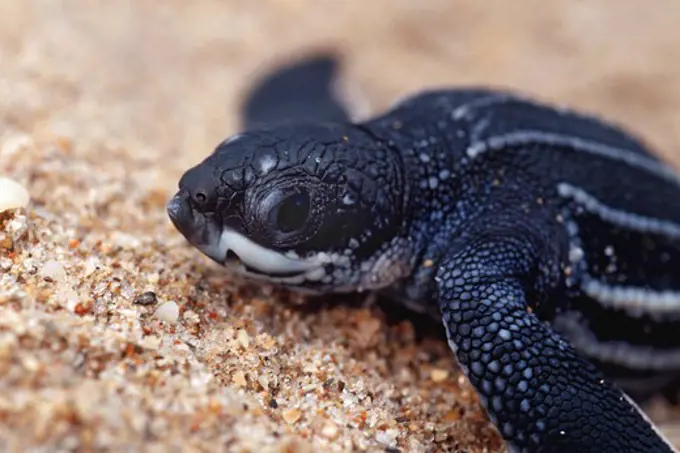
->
240, 52, 351, 130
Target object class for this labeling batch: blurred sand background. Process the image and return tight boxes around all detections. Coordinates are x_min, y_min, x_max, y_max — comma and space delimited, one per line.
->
2, 1, 680, 452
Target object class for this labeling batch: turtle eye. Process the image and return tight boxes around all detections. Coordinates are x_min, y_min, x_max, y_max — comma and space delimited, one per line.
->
269, 191, 311, 234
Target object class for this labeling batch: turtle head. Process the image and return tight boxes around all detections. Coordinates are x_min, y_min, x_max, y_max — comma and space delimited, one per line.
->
167, 122, 413, 293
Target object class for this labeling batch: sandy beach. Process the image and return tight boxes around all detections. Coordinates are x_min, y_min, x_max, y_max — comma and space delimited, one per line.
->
2, 2, 680, 452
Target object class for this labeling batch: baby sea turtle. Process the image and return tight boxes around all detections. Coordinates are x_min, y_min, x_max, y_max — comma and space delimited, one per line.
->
168, 53, 680, 452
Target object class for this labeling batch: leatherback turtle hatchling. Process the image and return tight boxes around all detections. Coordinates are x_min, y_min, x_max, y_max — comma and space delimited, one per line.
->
167, 53, 680, 452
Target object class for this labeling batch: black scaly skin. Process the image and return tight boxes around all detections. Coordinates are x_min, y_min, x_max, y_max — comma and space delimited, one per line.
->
168, 55, 680, 452
240, 52, 350, 129
363, 92, 680, 452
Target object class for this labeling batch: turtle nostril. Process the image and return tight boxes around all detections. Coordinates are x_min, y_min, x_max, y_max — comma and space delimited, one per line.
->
192, 190, 208, 205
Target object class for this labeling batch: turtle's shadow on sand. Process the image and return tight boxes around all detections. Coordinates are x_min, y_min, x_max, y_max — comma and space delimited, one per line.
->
194, 252, 446, 344
242, 281, 680, 407
273, 287, 449, 344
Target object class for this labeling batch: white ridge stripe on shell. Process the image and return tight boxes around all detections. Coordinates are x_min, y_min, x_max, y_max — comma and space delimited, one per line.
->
582, 277, 680, 317
450, 93, 513, 120
556, 182, 680, 317
553, 313, 680, 371
466, 130, 680, 187
557, 182, 680, 238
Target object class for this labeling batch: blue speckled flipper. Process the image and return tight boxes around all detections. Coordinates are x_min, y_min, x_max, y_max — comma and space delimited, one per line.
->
240, 52, 351, 130
435, 224, 677, 453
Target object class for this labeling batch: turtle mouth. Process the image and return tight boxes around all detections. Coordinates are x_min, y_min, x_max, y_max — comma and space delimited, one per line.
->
224, 249, 307, 278
168, 191, 329, 283
214, 228, 323, 275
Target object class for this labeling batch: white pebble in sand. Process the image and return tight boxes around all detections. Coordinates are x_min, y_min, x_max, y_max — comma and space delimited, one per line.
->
0, 177, 30, 212
41, 260, 67, 282
154, 301, 180, 323
0, 134, 32, 158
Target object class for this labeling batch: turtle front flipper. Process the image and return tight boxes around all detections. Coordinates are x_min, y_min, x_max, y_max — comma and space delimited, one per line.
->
434, 224, 677, 453
239, 52, 352, 130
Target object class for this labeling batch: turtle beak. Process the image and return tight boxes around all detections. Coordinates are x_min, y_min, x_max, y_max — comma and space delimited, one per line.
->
167, 190, 193, 234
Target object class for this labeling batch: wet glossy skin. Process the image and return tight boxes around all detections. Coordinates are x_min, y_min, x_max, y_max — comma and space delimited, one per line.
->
168, 121, 414, 294
168, 55, 680, 452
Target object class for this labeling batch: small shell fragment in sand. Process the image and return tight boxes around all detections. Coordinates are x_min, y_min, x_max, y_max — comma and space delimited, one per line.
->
236, 329, 250, 348
1, 134, 32, 158
0, 177, 30, 212
282, 408, 302, 424
41, 260, 67, 282
154, 301, 180, 323
257, 374, 270, 390
321, 420, 339, 439
430, 368, 450, 383
0, 257, 12, 271
232, 370, 247, 387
